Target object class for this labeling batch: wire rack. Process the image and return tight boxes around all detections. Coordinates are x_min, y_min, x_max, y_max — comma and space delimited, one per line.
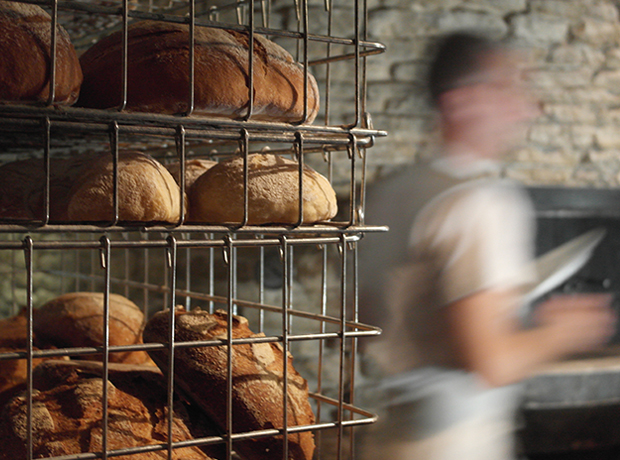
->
0, 0, 386, 459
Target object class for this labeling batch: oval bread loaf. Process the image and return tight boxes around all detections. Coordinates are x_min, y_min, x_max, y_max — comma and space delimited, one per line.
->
78, 20, 319, 123
33, 292, 151, 365
143, 307, 316, 460
67, 151, 184, 223
0, 0, 82, 104
189, 153, 337, 225
0, 360, 219, 460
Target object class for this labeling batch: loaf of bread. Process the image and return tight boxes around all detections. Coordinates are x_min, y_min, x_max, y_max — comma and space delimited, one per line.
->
0, 0, 82, 104
189, 154, 338, 225
166, 159, 217, 194
0, 155, 94, 221
143, 307, 316, 460
33, 292, 152, 365
0, 360, 221, 460
78, 20, 319, 123
0, 308, 66, 407
67, 151, 185, 223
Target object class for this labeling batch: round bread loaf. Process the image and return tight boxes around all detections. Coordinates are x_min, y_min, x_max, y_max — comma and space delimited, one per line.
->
143, 307, 316, 460
67, 151, 184, 223
0, 360, 219, 460
33, 292, 151, 365
78, 20, 319, 123
0, 155, 94, 221
166, 159, 217, 193
189, 154, 338, 225
0, 0, 82, 104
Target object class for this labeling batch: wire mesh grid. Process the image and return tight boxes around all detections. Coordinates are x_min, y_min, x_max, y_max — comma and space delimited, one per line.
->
0, 0, 386, 459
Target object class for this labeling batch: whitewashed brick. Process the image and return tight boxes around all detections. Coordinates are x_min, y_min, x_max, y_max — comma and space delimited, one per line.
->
572, 18, 620, 46
436, 11, 508, 38
510, 14, 570, 43
595, 127, 620, 148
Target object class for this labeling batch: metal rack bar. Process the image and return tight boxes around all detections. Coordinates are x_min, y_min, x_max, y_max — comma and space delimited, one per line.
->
0, 106, 387, 140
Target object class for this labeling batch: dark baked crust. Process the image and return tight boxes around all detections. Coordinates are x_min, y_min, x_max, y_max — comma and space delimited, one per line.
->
33, 292, 152, 365
0, 0, 82, 104
78, 21, 319, 123
0, 360, 221, 460
143, 307, 316, 460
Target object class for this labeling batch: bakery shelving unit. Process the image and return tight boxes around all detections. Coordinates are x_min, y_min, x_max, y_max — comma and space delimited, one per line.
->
0, 0, 387, 459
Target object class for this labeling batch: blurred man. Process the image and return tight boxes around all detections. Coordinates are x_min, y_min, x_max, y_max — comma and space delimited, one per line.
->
357, 32, 615, 460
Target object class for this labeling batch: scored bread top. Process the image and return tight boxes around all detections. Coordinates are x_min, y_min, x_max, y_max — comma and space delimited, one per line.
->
189, 153, 338, 225
78, 20, 320, 123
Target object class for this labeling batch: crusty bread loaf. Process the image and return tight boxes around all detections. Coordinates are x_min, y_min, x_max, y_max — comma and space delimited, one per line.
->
0, 308, 66, 407
78, 20, 319, 123
189, 153, 337, 225
0, 0, 82, 104
0, 155, 94, 221
67, 151, 184, 223
0, 360, 220, 460
166, 159, 217, 193
33, 292, 152, 365
143, 307, 316, 460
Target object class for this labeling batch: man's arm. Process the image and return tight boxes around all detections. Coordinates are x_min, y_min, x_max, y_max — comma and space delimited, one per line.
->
447, 289, 615, 387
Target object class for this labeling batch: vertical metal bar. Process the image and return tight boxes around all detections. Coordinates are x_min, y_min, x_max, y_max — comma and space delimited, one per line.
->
240, 129, 250, 227
175, 126, 187, 226
109, 122, 120, 226
42, 117, 51, 225
208, 232, 215, 313
280, 235, 290, 460
186, 0, 196, 116
257, 235, 265, 332
143, 232, 150, 317
260, 0, 269, 28
348, 239, 359, 459
99, 235, 112, 460
184, 232, 192, 310
336, 234, 348, 460
323, 0, 333, 126
46, 0, 58, 105
166, 235, 178, 460
314, 243, 329, 459
300, 0, 309, 123
23, 236, 34, 460
294, 132, 304, 227
361, 0, 369, 121
243, 0, 255, 120
348, 134, 357, 227
123, 233, 130, 298
351, 0, 361, 128
119, 0, 129, 111
224, 234, 234, 460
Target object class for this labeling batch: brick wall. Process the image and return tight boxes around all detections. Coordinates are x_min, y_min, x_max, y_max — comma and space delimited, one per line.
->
273, 0, 620, 188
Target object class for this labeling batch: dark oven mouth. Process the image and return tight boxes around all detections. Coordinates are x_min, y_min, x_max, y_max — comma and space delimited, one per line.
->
520, 187, 620, 458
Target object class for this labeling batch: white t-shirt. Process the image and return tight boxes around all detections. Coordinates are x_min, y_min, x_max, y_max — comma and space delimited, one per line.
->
358, 155, 537, 460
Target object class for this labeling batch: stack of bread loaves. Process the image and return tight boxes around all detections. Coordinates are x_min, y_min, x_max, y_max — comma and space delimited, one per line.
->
0, 299, 316, 460
0, 360, 223, 460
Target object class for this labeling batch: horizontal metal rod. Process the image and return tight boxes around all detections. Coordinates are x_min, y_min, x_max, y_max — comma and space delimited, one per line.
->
0, 224, 387, 235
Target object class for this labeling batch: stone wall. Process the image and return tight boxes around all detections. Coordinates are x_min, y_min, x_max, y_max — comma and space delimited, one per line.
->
274, 0, 620, 188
